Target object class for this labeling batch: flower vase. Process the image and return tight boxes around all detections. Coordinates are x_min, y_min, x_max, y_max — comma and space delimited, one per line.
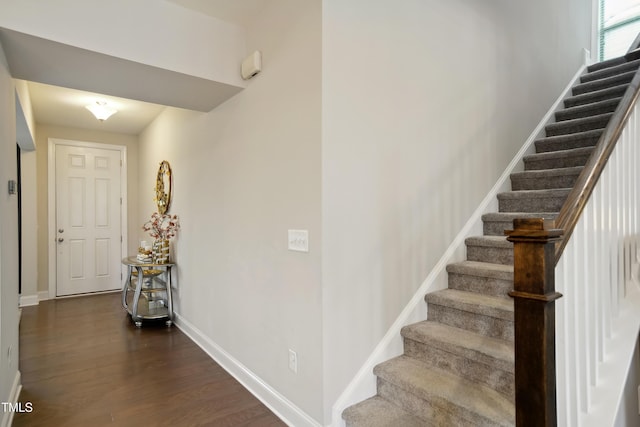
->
152, 239, 170, 264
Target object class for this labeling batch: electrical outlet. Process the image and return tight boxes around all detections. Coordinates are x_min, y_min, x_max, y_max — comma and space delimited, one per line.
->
288, 349, 298, 373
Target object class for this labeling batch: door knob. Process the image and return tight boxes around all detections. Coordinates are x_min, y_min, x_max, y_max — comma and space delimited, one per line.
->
58, 228, 64, 233
58, 238, 64, 243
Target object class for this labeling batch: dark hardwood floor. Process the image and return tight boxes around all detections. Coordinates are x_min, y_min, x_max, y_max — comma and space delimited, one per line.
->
13, 292, 286, 427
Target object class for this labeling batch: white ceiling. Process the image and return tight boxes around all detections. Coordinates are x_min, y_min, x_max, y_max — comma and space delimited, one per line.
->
27, 81, 167, 135
19, 0, 267, 136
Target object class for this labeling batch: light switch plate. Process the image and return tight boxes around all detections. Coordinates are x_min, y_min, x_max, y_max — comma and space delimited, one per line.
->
288, 229, 309, 252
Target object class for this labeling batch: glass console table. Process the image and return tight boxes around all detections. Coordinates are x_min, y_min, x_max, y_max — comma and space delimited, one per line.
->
121, 257, 174, 327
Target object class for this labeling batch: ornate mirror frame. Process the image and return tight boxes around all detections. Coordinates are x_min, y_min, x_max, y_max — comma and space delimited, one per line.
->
155, 160, 172, 214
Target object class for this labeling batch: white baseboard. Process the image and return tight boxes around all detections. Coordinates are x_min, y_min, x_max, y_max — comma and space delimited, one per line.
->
18, 294, 39, 307
173, 312, 322, 427
1, 371, 22, 427
20, 291, 51, 306
329, 61, 590, 427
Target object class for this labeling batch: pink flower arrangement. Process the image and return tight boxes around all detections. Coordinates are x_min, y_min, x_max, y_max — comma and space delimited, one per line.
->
142, 212, 180, 240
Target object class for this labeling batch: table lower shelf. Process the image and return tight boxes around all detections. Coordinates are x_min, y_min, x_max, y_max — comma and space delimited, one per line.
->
123, 290, 172, 326
126, 303, 169, 319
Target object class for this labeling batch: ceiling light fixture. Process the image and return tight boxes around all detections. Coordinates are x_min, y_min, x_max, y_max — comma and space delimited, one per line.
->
85, 101, 117, 121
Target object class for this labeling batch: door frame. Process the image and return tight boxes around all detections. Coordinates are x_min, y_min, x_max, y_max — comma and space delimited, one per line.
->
47, 138, 128, 299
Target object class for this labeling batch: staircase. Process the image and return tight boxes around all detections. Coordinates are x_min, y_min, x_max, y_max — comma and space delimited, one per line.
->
342, 54, 640, 426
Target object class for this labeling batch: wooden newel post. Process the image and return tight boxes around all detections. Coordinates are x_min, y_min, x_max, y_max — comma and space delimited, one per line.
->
506, 218, 563, 427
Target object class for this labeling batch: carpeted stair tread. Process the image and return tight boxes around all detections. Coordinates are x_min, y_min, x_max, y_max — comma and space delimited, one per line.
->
342, 396, 425, 427
523, 146, 594, 170
581, 58, 640, 82
497, 188, 570, 213
465, 236, 513, 265
447, 260, 513, 280
510, 166, 582, 190
447, 260, 513, 297
427, 289, 513, 320
402, 321, 515, 398
374, 356, 514, 426
465, 235, 512, 249
572, 70, 636, 95
544, 112, 612, 136
534, 129, 602, 153
586, 55, 627, 73
482, 212, 557, 236
555, 97, 621, 121
402, 321, 514, 373
564, 83, 628, 108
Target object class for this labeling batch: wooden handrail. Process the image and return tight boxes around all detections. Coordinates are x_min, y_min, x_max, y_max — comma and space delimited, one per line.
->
553, 64, 640, 263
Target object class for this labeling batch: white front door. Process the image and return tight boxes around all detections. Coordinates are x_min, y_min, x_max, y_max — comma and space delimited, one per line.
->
55, 143, 122, 296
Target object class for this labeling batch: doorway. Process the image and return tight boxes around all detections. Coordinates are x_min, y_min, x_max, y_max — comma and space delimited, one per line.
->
48, 138, 128, 297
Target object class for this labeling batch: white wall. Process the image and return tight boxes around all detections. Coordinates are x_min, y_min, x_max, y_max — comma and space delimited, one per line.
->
0, 41, 20, 425
137, 0, 323, 422
321, 0, 592, 421
15, 79, 37, 304
20, 150, 38, 304
35, 125, 139, 295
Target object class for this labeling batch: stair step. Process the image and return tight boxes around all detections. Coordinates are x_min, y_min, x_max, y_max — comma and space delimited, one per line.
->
572, 70, 636, 95
524, 146, 593, 170
586, 56, 627, 73
426, 289, 513, 341
465, 236, 513, 266
511, 166, 582, 190
545, 113, 612, 137
564, 83, 628, 108
555, 97, 621, 121
497, 188, 570, 213
582, 58, 640, 82
342, 396, 424, 427
447, 261, 513, 297
534, 129, 602, 153
482, 212, 557, 236
402, 321, 514, 398
374, 356, 514, 426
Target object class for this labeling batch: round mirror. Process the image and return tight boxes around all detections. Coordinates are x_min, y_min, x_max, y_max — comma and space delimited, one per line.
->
155, 161, 172, 214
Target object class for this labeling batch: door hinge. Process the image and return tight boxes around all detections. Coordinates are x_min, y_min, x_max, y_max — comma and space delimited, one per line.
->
120, 197, 122, 205
121, 236, 123, 243
120, 159, 123, 167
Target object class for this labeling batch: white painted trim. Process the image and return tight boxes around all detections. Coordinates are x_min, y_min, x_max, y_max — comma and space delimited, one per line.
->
173, 312, 322, 427
18, 294, 38, 307
329, 61, 590, 427
47, 138, 128, 299
0, 370, 22, 427
38, 290, 50, 301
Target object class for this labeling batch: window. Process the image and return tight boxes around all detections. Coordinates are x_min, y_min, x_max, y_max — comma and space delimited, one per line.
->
599, 0, 640, 60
